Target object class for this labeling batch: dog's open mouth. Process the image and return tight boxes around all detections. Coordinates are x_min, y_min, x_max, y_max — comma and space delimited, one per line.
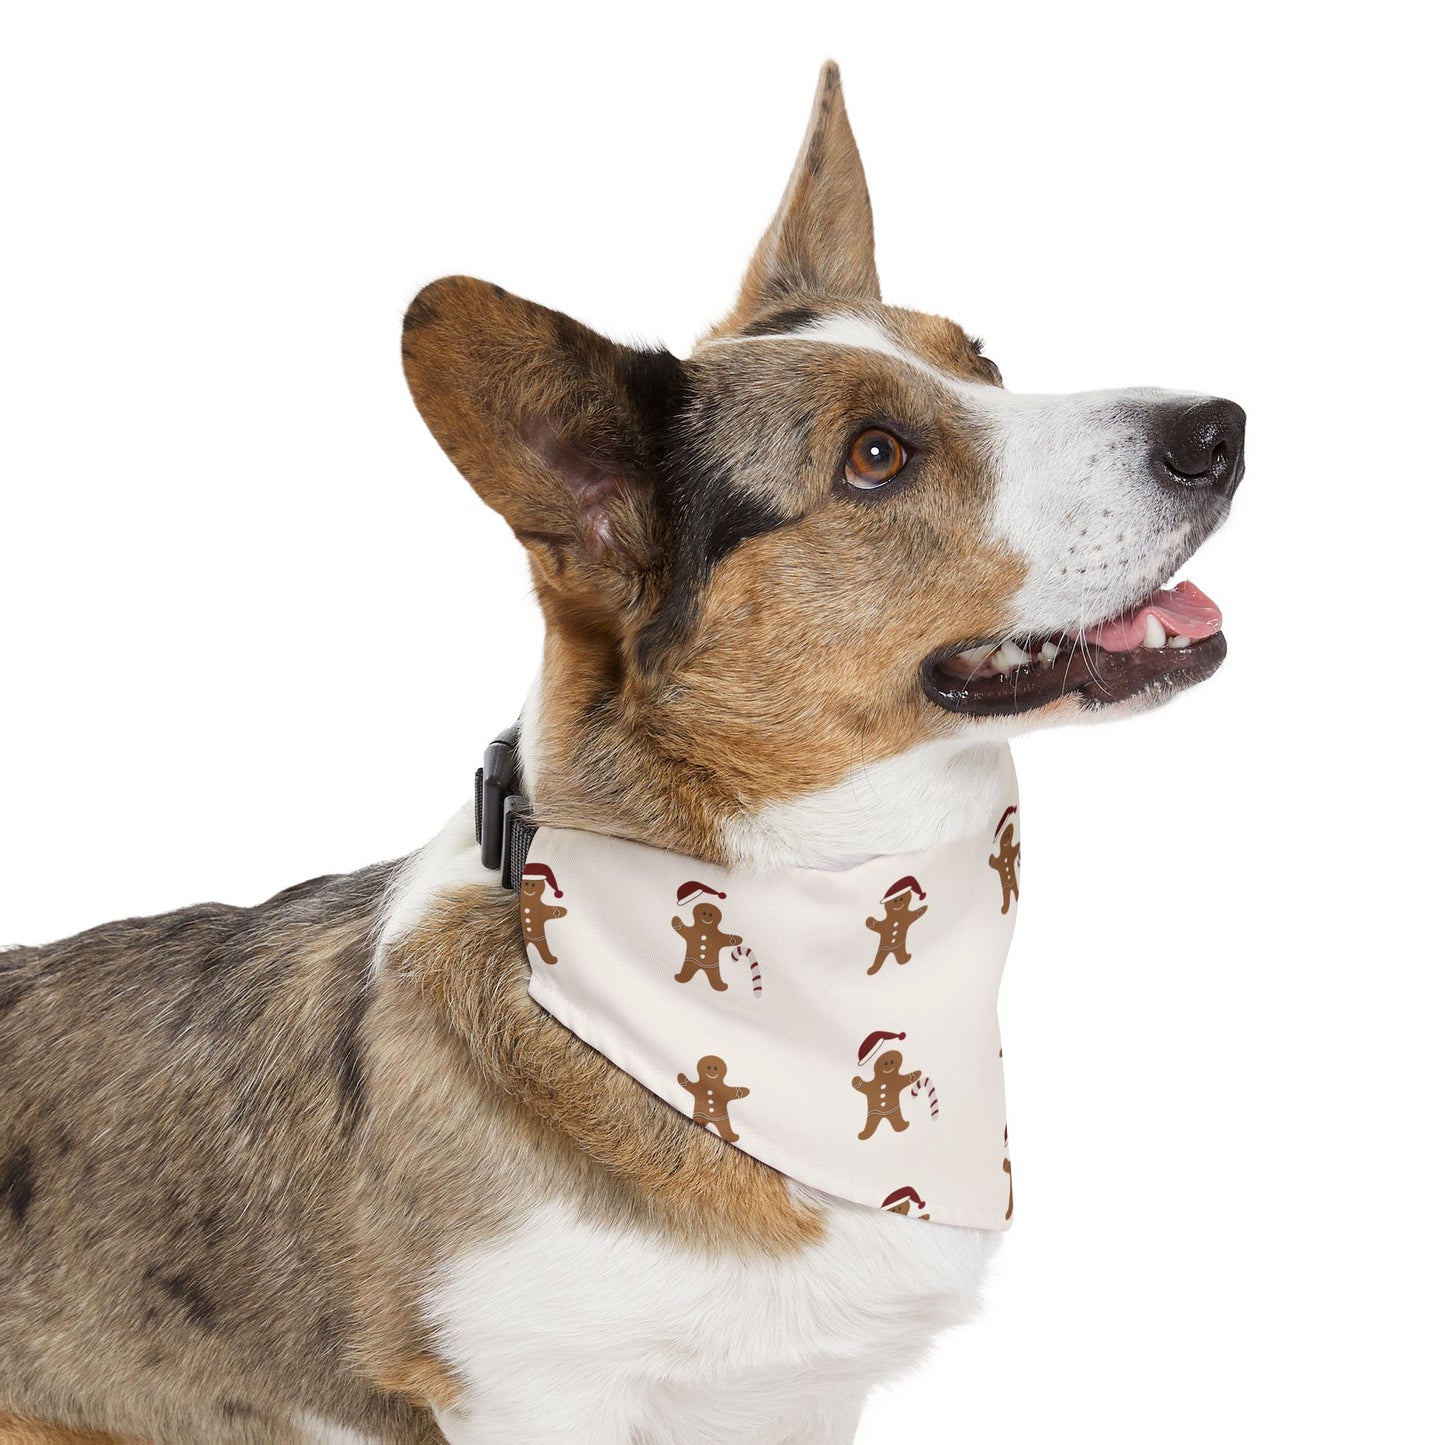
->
922, 581, 1227, 716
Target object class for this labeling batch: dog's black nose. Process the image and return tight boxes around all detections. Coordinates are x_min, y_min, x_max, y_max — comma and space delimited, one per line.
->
1152, 397, 1246, 499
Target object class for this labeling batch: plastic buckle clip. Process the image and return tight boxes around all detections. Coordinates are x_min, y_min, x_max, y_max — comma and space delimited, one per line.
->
475, 724, 531, 888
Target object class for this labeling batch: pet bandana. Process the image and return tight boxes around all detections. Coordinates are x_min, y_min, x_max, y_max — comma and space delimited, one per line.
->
519, 768, 1022, 1230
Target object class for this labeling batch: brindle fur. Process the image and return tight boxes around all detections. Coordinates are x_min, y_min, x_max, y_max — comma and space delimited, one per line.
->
5, 62, 1043, 1440
0, 869, 444, 1442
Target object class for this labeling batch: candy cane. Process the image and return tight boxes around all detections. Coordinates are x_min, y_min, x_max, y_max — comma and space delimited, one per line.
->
732, 945, 763, 997
911, 1075, 939, 1119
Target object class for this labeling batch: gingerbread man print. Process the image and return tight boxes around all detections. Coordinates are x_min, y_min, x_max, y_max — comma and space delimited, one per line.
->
865, 876, 928, 974
677, 1055, 749, 1143
851, 1030, 922, 1140
519, 861, 567, 965
672, 882, 744, 991
880, 1186, 930, 1221
989, 807, 1021, 915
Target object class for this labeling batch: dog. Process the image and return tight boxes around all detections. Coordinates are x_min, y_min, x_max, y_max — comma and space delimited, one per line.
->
0, 61, 1243, 1445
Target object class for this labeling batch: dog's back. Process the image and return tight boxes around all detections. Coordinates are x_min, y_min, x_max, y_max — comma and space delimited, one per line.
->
0, 868, 439, 1443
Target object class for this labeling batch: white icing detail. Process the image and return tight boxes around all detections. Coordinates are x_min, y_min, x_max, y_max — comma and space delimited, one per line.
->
426, 1198, 997, 1443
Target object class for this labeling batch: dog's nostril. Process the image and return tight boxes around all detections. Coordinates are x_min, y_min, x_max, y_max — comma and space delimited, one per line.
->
1154, 397, 1247, 500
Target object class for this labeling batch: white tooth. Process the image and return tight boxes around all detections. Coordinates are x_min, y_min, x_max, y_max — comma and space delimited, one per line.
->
1167, 633, 1192, 648
988, 650, 1009, 673
997, 640, 1031, 669
1040, 640, 1061, 664
959, 643, 995, 666
1142, 615, 1168, 649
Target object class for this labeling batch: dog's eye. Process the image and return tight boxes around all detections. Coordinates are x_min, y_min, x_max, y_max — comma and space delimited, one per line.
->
845, 428, 908, 489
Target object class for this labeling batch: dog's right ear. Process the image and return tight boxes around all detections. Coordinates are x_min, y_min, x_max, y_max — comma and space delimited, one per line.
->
402, 277, 683, 611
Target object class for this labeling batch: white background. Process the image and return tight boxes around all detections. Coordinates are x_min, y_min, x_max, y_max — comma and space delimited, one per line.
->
3, 3, 1441, 1441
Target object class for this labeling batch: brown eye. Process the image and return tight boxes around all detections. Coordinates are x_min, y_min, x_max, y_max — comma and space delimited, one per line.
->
845, 428, 908, 490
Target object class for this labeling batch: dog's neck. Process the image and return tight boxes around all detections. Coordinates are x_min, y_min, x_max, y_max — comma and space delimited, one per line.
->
519, 668, 1012, 872
375, 670, 1012, 963
718, 738, 1015, 871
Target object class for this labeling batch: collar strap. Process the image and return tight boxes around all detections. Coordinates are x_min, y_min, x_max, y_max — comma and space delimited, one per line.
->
475, 723, 534, 889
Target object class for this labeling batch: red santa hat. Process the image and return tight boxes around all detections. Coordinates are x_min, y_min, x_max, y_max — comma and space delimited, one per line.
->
881, 875, 925, 903
857, 1030, 906, 1067
881, 1185, 927, 1212
521, 861, 562, 897
676, 880, 727, 907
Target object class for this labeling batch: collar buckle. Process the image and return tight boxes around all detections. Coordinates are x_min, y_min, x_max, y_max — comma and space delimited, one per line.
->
475, 724, 533, 889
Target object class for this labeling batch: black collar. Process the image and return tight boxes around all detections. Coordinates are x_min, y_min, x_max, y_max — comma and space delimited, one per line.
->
475, 724, 533, 889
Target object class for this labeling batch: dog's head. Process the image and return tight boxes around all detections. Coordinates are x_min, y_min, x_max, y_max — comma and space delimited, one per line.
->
402, 64, 1243, 857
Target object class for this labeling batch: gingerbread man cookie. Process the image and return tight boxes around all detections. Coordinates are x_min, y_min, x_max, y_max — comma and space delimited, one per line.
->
990, 809, 1021, 915
880, 1186, 931, 1220
671, 881, 743, 991
851, 1030, 921, 1140
519, 862, 567, 965
677, 1055, 749, 1143
865, 875, 928, 974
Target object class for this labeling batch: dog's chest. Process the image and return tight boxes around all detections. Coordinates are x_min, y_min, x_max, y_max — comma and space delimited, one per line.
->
423, 1197, 998, 1441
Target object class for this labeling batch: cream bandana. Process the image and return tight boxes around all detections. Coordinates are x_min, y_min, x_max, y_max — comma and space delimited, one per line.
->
519, 766, 1022, 1230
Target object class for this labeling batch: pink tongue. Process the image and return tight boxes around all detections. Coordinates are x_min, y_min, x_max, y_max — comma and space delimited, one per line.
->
1081, 580, 1223, 652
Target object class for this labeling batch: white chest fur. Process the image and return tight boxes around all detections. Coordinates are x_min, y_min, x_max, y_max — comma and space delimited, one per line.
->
424, 1196, 998, 1445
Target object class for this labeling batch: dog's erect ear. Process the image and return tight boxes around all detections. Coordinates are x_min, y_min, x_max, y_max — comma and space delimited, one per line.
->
402, 277, 683, 610
710, 61, 880, 337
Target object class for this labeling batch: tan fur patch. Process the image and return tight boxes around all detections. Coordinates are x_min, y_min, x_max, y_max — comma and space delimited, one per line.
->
367, 1354, 464, 1413
390, 885, 824, 1256
885, 308, 1004, 387
0, 1414, 144, 1445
